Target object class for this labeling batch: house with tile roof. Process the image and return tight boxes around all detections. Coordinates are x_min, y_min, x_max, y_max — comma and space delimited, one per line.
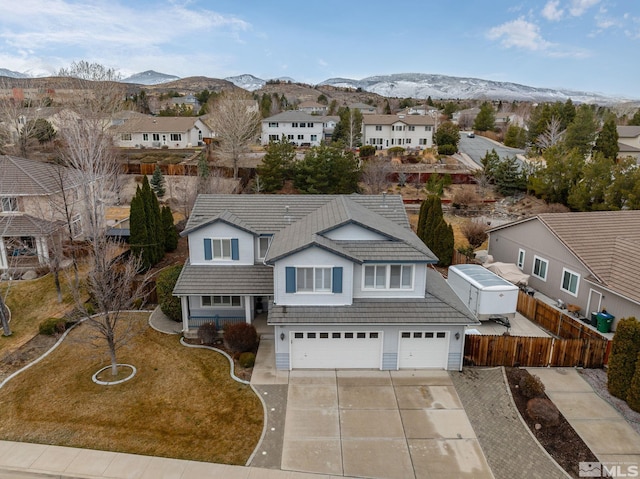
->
487, 211, 640, 332
173, 194, 478, 370
110, 116, 212, 149
361, 114, 436, 150
617, 125, 640, 163
0, 155, 86, 272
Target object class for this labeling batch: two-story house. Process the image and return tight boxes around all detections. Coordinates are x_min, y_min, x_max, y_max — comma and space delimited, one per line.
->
617, 125, 640, 163
111, 116, 212, 149
261, 111, 325, 147
0, 155, 85, 272
487, 211, 640, 332
173, 194, 478, 371
361, 114, 435, 150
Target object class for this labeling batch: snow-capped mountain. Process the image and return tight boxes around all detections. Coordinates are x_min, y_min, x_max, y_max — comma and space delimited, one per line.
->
120, 70, 180, 85
224, 74, 266, 91
319, 73, 628, 104
0, 68, 30, 78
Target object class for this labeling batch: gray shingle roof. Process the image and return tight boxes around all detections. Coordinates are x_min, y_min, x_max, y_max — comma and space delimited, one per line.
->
0, 156, 75, 196
110, 116, 203, 134
362, 114, 435, 126
173, 262, 273, 296
617, 126, 640, 138
268, 268, 477, 325
0, 214, 63, 236
489, 211, 640, 303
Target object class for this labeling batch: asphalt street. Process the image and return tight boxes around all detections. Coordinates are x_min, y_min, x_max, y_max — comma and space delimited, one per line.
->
458, 131, 525, 166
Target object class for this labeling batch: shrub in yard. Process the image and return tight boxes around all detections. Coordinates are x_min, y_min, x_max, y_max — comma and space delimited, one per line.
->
156, 265, 183, 322
238, 352, 256, 368
197, 322, 218, 345
526, 397, 560, 427
519, 373, 546, 398
607, 317, 640, 399
39, 317, 66, 336
461, 221, 488, 249
359, 145, 376, 158
627, 351, 640, 412
224, 323, 258, 353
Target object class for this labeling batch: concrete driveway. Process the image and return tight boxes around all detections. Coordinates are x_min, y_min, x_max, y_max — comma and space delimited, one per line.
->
281, 370, 494, 479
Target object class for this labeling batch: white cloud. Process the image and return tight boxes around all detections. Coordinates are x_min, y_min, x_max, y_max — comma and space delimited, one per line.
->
487, 18, 552, 51
542, 1, 564, 21
318, 59, 328, 68
569, 0, 600, 17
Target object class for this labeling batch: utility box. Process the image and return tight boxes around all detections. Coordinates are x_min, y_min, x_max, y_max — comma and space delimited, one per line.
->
447, 264, 519, 322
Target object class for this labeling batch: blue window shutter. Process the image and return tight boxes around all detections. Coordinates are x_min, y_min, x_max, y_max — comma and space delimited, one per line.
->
231, 238, 239, 260
204, 238, 212, 260
286, 267, 296, 293
332, 267, 343, 293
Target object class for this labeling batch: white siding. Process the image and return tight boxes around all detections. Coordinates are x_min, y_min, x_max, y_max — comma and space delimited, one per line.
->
274, 247, 353, 306
188, 223, 254, 265
323, 223, 388, 241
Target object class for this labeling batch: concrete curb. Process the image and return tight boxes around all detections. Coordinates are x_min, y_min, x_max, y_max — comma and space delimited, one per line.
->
501, 367, 571, 478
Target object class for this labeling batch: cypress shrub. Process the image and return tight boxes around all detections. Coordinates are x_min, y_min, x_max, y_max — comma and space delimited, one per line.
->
156, 265, 183, 322
627, 350, 640, 412
162, 206, 179, 252
607, 317, 640, 399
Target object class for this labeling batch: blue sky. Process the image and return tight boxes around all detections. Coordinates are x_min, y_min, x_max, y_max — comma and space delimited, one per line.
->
1, 0, 638, 98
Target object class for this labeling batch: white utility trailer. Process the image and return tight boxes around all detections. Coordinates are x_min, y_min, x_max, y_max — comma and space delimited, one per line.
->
447, 264, 519, 323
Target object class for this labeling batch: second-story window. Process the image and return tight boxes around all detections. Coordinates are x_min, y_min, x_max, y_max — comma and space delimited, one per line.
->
364, 264, 413, 290
204, 238, 239, 261
297, 267, 332, 292
258, 236, 271, 259
1, 197, 18, 212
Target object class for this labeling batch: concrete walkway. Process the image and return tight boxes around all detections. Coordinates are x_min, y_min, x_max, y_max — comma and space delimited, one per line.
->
450, 368, 569, 479
529, 367, 640, 476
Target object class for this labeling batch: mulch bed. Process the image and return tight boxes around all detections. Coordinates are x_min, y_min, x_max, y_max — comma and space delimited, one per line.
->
505, 367, 600, 479
0, 334, 58, 383
183, 337, 255, 382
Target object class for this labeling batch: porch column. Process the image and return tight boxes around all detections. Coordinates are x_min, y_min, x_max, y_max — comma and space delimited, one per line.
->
244, 295, 251, 324
181, 296, 189, 333
0, 239, 7, 270
36, 237, 49, 265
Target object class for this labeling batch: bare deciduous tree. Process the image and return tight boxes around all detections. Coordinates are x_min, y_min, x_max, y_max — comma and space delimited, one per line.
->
360, 156, 392, 194
209, 90, 261, 179
536, 116, 565, 151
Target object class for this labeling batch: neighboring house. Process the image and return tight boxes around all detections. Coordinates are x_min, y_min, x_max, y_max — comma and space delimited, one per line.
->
171, 94, 201, 113
361, 114, 435, 150
111, 116, 212, 149
0, 155, 85, 272
495, 112, 525, 129
617, 125, 640, 163
298, 101, 327, 115
261, 111, 324, 147
349, 102, 377, 114
487, 211, 640, 332
321, 115, 339, 142
173, 194, 478, 371
452, 108, 480, 128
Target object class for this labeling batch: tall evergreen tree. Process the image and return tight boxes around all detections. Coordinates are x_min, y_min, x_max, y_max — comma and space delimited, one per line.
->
608, 317, 640, 400
293, 145, 359, 194
150, 164, 166, 198
128, 188, 148, 265
564, 104, 597, 157
417, 195, 453, 266
257, 136, 296, 192
593, 115, 619, 160
629, 110, 640, 126
162, 205, 179, 252
473, 102, 496, 132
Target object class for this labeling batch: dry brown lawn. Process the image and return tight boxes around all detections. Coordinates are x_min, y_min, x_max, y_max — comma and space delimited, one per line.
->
0, 313, 263, 465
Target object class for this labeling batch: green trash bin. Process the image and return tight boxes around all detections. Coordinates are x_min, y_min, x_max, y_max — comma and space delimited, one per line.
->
596, 312, 614, 333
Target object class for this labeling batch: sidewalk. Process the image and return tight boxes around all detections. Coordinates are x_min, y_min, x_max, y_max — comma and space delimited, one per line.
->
529, 368, 640, 473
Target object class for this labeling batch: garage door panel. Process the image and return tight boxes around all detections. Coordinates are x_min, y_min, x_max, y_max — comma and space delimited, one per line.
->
398, 331, 448, 369
291, 331, 382, 369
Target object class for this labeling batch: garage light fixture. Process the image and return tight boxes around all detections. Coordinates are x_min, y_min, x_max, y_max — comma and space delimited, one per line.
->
455, 332, 460, 340
280, 333, 285, 341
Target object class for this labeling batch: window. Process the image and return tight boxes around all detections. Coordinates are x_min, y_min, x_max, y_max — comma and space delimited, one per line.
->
1, 197, 18, 212
121, 133, 132, 141
201, 296, 241, 307
142, 133, 149, 141
299, 123, 306, 128
258, 236, 271, 259
268, 122, 279, 128
408, 126, 415, 131
170, 133, 182, 141
310, 135, 317, 141
517, 249, 525, 269
269, 135, 279, 141
204, 238, 239, 260
71, 214, 82, 237
292, 122, 298, 128
287, 134, 294, 140
297, 135, 304, 140
375, 125, 382, 131
561, 268, 580, 296
294, 332, 304, 339
152, 133, 160, 141
406, 138, 411, 144
425, 126, 432, 131
419, 138, 428, 145
532, 256, 548, 281
307, 123, 314, 128
364, 264, 413, 290
286, 266, 342, 293
296, 267, 332, 292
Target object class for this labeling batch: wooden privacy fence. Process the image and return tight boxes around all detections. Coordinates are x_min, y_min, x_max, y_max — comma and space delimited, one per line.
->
464, 335, 608, 368
517, 291, 606, 342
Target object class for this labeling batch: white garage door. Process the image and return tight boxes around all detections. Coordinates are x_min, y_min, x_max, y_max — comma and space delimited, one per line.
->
398, 331, 449, 369
290, 331, 382, 369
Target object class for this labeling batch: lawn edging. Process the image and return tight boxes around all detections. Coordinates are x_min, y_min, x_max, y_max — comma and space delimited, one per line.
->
501, 367, 571, 478
178, 338, 269, 467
